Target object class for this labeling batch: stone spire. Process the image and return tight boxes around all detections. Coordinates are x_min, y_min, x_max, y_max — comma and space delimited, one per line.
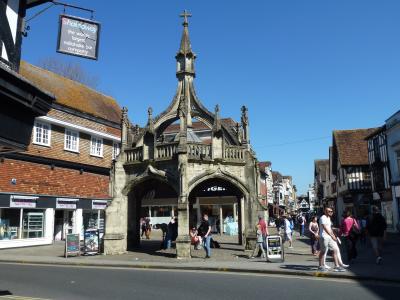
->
176, 10, 196, 77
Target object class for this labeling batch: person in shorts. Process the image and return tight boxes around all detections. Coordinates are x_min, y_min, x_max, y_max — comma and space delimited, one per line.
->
283, 215, 293, 249
318, 207, 346, 272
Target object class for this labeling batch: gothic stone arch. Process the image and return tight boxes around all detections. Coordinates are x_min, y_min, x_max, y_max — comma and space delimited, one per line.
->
103, 13, 261, 257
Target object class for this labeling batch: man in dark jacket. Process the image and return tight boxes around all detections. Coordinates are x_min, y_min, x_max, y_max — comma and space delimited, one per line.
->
367, 206, 387, 264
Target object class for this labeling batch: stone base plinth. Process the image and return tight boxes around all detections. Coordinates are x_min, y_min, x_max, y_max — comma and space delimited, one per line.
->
175, 235, 191, 259
103, 234, 126, 255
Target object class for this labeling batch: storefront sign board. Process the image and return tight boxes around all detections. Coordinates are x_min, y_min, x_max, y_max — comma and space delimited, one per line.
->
65, 233, 80, 258
10, 195, 37, 208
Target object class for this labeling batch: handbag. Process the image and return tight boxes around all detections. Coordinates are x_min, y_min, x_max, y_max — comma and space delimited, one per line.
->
350, 218, 361, 237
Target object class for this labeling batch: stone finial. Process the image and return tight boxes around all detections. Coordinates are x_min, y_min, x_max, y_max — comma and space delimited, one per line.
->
241, 105, 249, 144
121, 107, 128, 124
147, 106, 154, 133
213, 104, 221, 134
241, 105, 248, 126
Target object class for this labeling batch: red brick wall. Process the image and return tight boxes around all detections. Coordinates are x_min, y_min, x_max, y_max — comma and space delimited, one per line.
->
0, 158, 110, 198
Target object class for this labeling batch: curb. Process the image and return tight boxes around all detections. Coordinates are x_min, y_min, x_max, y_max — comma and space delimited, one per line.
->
0, 258, 399, 284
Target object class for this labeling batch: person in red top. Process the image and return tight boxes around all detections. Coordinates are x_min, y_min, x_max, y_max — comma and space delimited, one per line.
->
341, 210, 360, 264
258, 216, 269, 240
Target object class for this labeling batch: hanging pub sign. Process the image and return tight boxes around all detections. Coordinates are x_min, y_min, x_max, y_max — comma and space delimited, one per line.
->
57, 14, 100, 60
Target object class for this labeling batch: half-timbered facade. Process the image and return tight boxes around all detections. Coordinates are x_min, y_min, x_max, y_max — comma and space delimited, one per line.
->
314, 159, 329, 214
385, 110, 400, 232
366, 126, 393, 227
0, 0, 53, 154
332, 128, 377, 222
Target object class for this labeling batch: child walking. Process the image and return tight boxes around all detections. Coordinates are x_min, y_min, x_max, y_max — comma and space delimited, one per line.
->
250, 224, 266, 259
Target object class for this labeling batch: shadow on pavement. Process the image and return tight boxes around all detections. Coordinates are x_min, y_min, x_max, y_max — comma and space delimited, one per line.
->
0, 291, 12, 296
280, 264, 318, 272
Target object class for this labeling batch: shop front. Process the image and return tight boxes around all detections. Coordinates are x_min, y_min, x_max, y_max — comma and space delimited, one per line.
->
0, 193, 109, 249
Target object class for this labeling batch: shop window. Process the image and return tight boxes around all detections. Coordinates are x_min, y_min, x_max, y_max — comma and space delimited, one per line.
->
0, 209, 20, 240
33, 122, 51, 146
90, 136, 103, 157
151, 206, 172, 217
23, 210, 45, 238
0, 209, 45, 240
65, 129, 79, 152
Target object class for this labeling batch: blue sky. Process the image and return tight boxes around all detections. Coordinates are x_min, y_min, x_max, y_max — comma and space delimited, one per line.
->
23, 1, 400, 194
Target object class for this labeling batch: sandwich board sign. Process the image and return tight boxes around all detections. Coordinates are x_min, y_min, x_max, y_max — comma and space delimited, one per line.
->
65, 233, 80, 258
57, 14, 100, 60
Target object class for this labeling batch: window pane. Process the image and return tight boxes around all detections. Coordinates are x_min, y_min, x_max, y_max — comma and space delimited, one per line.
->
0, 209, 21, 240
23, 210, 44, 239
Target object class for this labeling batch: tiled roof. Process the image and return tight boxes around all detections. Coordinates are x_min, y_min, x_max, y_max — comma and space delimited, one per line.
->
333, 128, 379, 166
164, 121, 211, 133
272, 171, 282, 183
314, 159, 329, 181
164, 118, 237, 134
20, 61, 121, 124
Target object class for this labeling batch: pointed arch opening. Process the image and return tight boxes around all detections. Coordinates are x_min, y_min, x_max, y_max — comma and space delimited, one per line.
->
188, 176, 246, 245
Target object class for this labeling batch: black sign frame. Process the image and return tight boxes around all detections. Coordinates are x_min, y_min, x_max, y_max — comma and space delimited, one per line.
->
56, 14, 101, 60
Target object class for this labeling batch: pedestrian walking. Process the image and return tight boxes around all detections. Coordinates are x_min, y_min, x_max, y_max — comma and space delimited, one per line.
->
283, 215, 293, 248
250, 224, 266, 259
340, 210, 360, 263
163, 217, 176, 249
308, 216, 320, 255
258, 216, 269, 240
198, 214, 212, 258
144, 217, 151, 239
275, 215, 282, 235
298, 214, 306, 237
318, 207, 347, 272
367, 206, 387, 264
360, 213, 368, 246
140, 218, 146, 238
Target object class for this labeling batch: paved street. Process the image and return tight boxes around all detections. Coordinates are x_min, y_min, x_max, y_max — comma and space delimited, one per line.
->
0, 262, 398, 300
1, 228, 399, 286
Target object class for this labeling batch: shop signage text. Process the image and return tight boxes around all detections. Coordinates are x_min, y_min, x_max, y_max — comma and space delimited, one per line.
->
57, 14, 100, 60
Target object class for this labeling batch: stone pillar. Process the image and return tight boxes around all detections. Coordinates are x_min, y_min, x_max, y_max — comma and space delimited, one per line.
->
219, 206, 223, 235
176, 201, 191, 258
240, 196, 245, 245
196, 197, 201, 226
